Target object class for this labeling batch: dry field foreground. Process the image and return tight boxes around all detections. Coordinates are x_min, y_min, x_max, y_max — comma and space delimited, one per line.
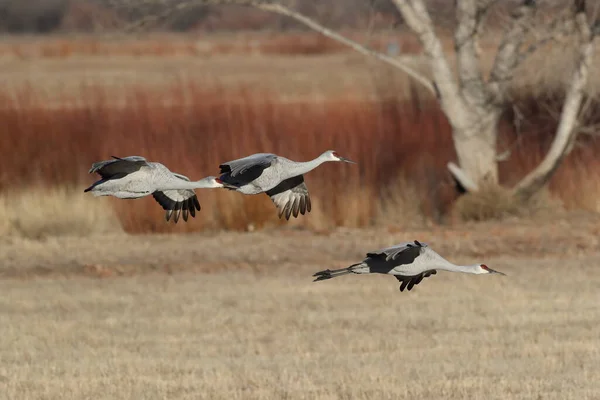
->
1, 216, 600, 399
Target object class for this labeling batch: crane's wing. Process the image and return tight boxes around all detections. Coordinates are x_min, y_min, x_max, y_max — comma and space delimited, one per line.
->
151, 173, 201, 223
89, 155, 150, 179
265, 175, 311, 220
218, 153, 277, 186
366, 240, 427, 263
395, 270, 437, 292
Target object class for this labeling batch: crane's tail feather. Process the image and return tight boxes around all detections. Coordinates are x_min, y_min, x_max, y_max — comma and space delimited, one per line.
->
312, 263, 365, 282
83, 179, 107, 194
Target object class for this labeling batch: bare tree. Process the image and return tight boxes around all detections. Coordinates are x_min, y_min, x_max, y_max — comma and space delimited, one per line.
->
105, 0, 597, 200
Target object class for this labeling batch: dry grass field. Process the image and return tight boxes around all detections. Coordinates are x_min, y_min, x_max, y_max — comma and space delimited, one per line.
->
1, 215, 600, 399
1, 30, 600, 399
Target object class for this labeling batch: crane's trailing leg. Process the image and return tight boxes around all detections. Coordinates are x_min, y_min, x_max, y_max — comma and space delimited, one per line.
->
312, 263, 369, 282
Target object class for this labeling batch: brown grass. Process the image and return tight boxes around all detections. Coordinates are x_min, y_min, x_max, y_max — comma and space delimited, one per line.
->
1, 210, 599, 398
0, 31, 400, 59
1, 33, 600, 234
1, 78, 600, 234
0, 247, 598, 399
0, 185, 121, 239
451, 185, 560, 222
0, 29, 451, 60
0, 82, 455, 233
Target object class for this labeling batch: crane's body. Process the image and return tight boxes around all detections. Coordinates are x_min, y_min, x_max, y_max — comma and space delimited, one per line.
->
218, 150, 355, 219
84, 156, 234, 223
313, 240, 505, 292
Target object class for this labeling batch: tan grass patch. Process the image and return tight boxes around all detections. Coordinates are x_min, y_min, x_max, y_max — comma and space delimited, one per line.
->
376, 175, 427, 229
0, 252, 598, 399
452, 184, 561, 222
0, 185, 122, 239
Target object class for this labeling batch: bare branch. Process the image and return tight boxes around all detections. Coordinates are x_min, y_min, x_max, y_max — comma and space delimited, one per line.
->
122, 0, 194, 30
391, 0, 469, 126
455, 0, 488, 106
477, 0, 501, 8
488, 0, 537, 103
120, 0, 436, 94
513, 0, 595, 200
260, 2, 436, 94
516, 8, 574, 67
578, 124, 600, 136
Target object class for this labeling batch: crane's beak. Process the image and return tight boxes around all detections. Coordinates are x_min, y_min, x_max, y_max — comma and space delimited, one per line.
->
338, 156, 356, 164
488, 267, 506, 276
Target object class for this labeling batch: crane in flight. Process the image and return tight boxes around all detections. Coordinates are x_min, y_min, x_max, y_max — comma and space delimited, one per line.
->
84, 155, 235, 223
217, 150, 356, 220
312, 240, 506, 292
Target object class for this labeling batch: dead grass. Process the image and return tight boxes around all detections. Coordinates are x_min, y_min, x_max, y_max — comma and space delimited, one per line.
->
0, 82, 452, 233
452, 184, 560, 222
1, 79, 600, 233
0, 185, 122, 239
1, 34, 600, 234
0, 251, 598, 399
0, 31, 397, 59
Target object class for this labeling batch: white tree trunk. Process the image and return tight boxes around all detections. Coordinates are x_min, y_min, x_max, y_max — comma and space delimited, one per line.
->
451, 111, 501, 189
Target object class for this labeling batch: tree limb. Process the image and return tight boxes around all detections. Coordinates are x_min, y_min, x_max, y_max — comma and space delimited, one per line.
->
516, 8, 574, 67
454, 0, 489, 106
258, 2, 435, 94
513, 0, 595, 201
123, 0, 194, 30
487, 0, 537, 104
391, 0, 470, 128
120, 0, 436, 94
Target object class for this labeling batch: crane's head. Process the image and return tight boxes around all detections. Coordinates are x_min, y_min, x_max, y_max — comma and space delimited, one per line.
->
323, 150, 356, 164
478, 264, 506, 275
206, 176, 238, 189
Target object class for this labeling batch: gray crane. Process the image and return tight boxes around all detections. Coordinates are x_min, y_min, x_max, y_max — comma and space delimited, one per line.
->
84, 156, 236, 223
217, 150, 356, 220
312, 240, 506, 292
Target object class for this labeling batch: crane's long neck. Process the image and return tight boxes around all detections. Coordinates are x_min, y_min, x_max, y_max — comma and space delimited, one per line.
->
435, 260, 480, 274
283, 155, 329, 179
158, 176, 216, 191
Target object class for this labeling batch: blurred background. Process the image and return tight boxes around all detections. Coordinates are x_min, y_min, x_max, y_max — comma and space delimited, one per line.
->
1, 0, 599, 237
2, 3, 600, 399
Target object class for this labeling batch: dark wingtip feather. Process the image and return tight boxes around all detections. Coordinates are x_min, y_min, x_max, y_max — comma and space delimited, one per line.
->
173, 203, 182, 224
298, 197, 306, 216
292, 198, 300, 218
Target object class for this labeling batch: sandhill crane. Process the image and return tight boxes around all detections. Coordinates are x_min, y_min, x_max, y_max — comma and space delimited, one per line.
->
217, 150, 355, 220
312, 240, 505, 292
84, 156, 236, 223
